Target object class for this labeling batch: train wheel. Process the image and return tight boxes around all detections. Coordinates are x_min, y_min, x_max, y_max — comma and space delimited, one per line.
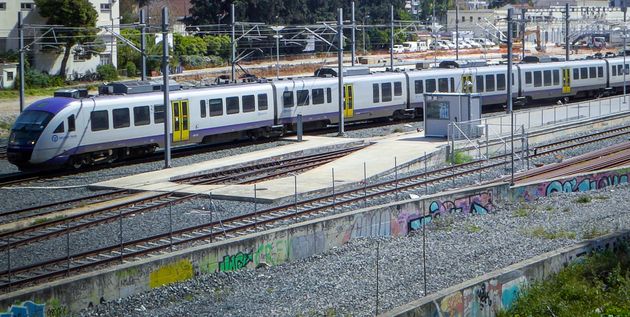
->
70, 157, 83, 169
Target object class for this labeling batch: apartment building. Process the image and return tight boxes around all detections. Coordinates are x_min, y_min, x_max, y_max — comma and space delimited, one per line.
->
0, 0, 119, 79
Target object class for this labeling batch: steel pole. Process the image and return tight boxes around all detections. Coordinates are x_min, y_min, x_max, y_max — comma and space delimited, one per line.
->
231, 3, 236, 82
18, 11, 24, 113
455, 4, 459, 60
352, 1, 356, 66
162, 7, 171, 168
508, 8, 514, 185
565, 3, 570, 61
624, 7, 627, 102
338, 8, 345, 136
276, 31, 280, 79
390, 5, 394, 71
140, 8, 147, 81
521, 8, 526, 60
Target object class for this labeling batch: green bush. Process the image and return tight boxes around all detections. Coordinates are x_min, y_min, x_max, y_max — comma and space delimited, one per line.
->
179, 55, 224, 69
125, 61, 137, 77
96, 64, 118, 81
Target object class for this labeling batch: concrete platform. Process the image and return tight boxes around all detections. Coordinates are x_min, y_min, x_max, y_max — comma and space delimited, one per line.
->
93, 133, 446, 203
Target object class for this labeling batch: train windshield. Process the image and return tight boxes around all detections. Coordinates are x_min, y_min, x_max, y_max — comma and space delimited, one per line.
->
9, 110, 54, 146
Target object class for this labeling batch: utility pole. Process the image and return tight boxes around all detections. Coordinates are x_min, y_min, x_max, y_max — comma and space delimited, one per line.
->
337, 8, 345, 137
18, 11, 24, 113
390, 5, 394, 71
231, 3, 236, 82
565, 3, 570, 61
624, 5, 627, 103
140, 8, 147, 81
521, 8, 526, 60
455, 3, 459, 60
507, 8, 514, 186
162, 7, 171, 169
351, 1, 356, 66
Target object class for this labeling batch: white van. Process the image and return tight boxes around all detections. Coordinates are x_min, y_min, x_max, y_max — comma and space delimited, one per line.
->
391, 44, 405, 53
402, 41, 419, 52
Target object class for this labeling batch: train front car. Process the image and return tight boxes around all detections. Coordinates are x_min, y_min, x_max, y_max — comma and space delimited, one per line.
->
7, 97, 76, 170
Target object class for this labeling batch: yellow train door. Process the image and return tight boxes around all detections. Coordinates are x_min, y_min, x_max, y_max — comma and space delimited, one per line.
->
172, 100, 190, 142
562, 68, 571, 94
344, 84, 354, 118
461, 74, 473, 93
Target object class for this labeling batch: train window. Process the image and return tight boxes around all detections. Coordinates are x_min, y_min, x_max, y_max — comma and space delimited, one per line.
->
53, 122, 64, 133
438, 78, 448, 92
475, 75, 484, 92
618, 65, 624, 76
154, 105, 165, 123
90, 110, 109, 131
283, 91, 294, 108
68, 115, 75, 132
497, 74, 506, 90
209, 98, 223, 116
297, 90, 310, 106
525, 72, 532, 84
573, 68, 579, 80
553, 70, 560, 85
485, 74, 495, 92
533, 71, 542, 87
113, 108, 130, 129
612, 65, 617, 76
598, 66, 603, 78
589, 67, 596, 78
625, 64, 629, 74
200, 100, 207, 118
414, 80, 424, 94
373, 84, 380, 103
134, 106, 150, 126
394, 82, 402, 96
327, 88, 332, 103
312, 88, 325, 105
243, 95, 255, 112
258, 94, 268, 110
426, 79, 436, 93
450, 78, 455, 92
226, 97, 240, 114
580, 67, 587, 79
543, 70, 551, 86
382, 83, 392, 102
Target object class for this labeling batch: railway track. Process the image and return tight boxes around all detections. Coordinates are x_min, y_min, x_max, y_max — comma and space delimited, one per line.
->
1, 126, 628, 291
0, 146, 364, 249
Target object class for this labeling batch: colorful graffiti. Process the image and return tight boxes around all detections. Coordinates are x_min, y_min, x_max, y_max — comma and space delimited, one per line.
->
219, 251, 252, 272
0, 301, 46, 317
516, 170, 629, 202
434, 275, 527, 317
407, 192, 494, 232
149, 259, 194, 288
205, 240, 290, 273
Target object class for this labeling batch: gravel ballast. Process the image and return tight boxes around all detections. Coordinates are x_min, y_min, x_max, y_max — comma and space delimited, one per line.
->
78, 184, 630, 317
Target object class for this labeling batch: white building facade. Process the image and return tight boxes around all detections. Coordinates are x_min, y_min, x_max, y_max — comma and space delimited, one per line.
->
0, 0, 119, 80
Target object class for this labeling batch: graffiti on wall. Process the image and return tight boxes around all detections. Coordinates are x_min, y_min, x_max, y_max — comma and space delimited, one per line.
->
434, 275, 527, 317
202, 239, 290, 273
407, 192, 494, 232
516, 170, 629, 202
0, 301, 46, 317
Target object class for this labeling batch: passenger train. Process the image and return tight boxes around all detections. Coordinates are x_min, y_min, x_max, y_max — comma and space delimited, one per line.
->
7, 56, 630, 170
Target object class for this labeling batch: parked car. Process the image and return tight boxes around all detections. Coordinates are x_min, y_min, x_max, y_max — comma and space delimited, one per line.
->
464, 39, 482, 48
402, 41, 419, 52
391, 44, 405, 53
429, 41, 449, 50
440, 40, 456, 49
417, 42, 429, 52
472, 38, 495, 47
455, 39, 472, 49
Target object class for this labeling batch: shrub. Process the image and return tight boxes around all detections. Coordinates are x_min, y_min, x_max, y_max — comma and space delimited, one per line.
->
125, 62, 137, 77
179, 55, 224, 69
96, 64, 118, 81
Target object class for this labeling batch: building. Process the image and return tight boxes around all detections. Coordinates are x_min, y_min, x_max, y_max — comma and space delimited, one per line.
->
0, 0, 119, 80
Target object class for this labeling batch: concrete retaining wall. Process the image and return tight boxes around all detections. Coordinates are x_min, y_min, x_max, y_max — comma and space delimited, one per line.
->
383, 230, 630, 317
1, 164, 628, 315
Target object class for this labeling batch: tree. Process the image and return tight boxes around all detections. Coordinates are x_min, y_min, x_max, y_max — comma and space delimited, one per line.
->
34, 0, 98, 78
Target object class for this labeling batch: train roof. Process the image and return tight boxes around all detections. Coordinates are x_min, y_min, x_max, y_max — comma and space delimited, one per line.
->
24, 97, 75, 115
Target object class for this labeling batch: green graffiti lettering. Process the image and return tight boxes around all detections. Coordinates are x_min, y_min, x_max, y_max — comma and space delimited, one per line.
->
218, 251, 252, 272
